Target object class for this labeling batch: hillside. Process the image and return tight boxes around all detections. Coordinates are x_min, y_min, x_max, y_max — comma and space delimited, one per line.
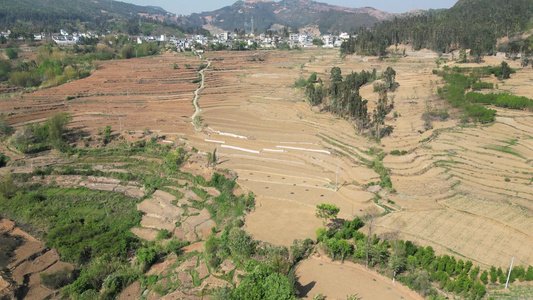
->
0, 0, 191, 34
344, 0, 533, 55
178, 0, 395, 34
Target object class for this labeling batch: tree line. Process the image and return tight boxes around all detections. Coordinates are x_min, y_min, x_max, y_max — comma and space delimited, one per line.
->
314, 204, 533, 300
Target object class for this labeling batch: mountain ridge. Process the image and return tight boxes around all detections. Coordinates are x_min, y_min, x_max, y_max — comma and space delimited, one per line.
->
177, 0, 418, 35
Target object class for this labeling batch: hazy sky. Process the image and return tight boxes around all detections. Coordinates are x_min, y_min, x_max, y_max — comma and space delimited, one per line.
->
121, 0, 459, 15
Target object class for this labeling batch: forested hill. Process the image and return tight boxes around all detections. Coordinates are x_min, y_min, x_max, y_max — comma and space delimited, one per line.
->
178, 0, 393, 34
0, 0, 183, 34
344, 0, 533, 56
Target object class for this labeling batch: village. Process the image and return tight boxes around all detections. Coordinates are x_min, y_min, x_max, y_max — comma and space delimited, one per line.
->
0, 28, 351, 51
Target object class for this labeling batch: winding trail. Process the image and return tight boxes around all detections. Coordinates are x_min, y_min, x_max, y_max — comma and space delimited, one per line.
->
191, 57, 211, 132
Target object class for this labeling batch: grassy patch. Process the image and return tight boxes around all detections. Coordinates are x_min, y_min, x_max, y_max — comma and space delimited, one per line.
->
485, 145, 524, 159
0, 187, 142, 264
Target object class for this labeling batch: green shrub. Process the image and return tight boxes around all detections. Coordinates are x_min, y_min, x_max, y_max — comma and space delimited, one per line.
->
0, 120, 14, 137
6, 48, 18, 59
156, 229, 171, 240
40, 267, 74, 290
9, 70, 41, 87
0, 153, 9, 167
471, 81, 493, 90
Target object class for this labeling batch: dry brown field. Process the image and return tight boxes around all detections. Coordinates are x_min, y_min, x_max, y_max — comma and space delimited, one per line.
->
4, 47, 533, 297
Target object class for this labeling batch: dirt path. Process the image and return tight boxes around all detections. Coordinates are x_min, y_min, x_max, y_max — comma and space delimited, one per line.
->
191, 57, 211, 132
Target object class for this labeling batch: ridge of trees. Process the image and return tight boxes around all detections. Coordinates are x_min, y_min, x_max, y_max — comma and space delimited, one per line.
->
341, 0, 533, 56
303, 66, 397, 139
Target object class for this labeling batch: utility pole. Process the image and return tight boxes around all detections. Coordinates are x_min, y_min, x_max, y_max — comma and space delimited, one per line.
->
251, 16, 254, 36
119, 117, 122, 132
335, 171, 339, 192
505, 257, 515, 289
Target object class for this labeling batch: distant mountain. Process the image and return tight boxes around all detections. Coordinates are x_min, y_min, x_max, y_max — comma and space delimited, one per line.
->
177, 0, 401, 35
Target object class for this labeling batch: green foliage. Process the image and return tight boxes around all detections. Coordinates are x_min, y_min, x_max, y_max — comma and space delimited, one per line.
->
47, 113, 72, 151
390, 150, 408, 156
137, 247, 157, 266
0, 172, 16, 198
9, 70, 41, 87
5, 48, 18, 60
120, 44, 135, 59
0, 59, 12, 81
465, 92, 533, 110
228, 227, 255, 258
103, 125, 112, 144
315, 203, 340, 226
230, 262, 296, 300
0, 153, 9, 167
40, 267, 74, 290
436, 68, 497, 123
204, 173, 255, 223
156, 229, 171, 240
383, 67, 397, 91
165, 147, 189, 171
0, 188, 141, 264
347, 0, 533, 55
312, 38, 324, 46
471, 81, 494, 90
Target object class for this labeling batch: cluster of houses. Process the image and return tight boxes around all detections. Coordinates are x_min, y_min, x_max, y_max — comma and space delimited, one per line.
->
171, 32, 351, 51
2, 27, 352, 51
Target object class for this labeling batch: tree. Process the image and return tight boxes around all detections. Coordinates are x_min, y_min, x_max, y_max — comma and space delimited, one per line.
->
315, 204, 340, 226
0, 172, 15, 198
500, 61, 512, 79
0, 119, 14, 137
490, 266, 497, 283
103, 125, 112, 145
136, 247, 156, 270
383, 67, 396, 91
459, 49, 468, 63
165, 147, 189, 172
47, 113, 71, 152
328, 238, 341, 261
262, 273, 293, 300
480, 270, 489, 284
312, 38, 324, 46
389, 240, 407, 282
207, 147, 217, 168
120, 44, 134, 59
5, 48, 18, 60
470, 265, 480, 281
228, 227, 254, 258
337, 239, 353, 263
0, 59, 12, 81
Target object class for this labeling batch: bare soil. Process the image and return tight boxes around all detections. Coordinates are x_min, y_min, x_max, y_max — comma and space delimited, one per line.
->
296, 256, 424, 300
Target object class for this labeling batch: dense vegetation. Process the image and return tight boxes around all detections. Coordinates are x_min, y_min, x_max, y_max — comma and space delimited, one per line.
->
302, 66, 396, 138
0, 188, 142, 264
434, 62, 530, 123
341, 0, 533, 56
0, 0, 207, 36
0, 38, 160, 89
314, 205, 533, 300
